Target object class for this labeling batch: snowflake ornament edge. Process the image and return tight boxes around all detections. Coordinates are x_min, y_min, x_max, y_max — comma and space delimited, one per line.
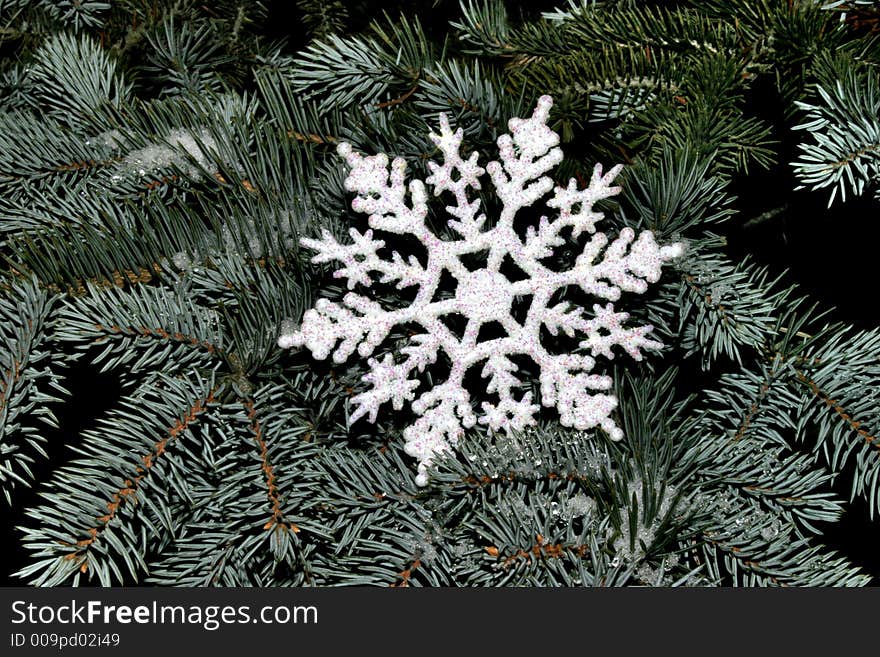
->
279, 95, 685, 487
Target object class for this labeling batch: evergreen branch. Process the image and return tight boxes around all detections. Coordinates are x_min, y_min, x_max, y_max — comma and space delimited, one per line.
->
676, 251, 789, 369
286, 35, 401, 108
376, 80, 420, 110
390, 557, 421, 587
5, 220, 180, 293
242, 398, 299, 533
795, 369, 879, 449
254, 65, 343, 143
52, 283, 225, 376
67, 386, 219, 555
792, 51, 880, 204
143, 387, 323, 586
415, 60, 526, 141
787, 327, 880, 516
0, 279, 64, 503
484, 535, 591, 570
453, 0, 512, 56
89, 323, 221, 358
27, 32, 131, 132
139, 15, 232, 96
552, 5, 739, 55
295, 0, 348, 40
17, 373, 221, 585
619, 147, 734, 238
0, 113, 116, 193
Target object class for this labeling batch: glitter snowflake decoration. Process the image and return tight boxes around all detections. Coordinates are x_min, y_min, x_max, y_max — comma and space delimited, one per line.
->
279, 96, 683, 486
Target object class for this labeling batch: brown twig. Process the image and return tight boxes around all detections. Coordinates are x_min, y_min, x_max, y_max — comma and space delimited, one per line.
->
60, 387, 219, 572
244, 399, 299, 534
91, 323, 222, 357
485, 534, 590, 570
795, 369, 878, 449
376, 81, 420, 110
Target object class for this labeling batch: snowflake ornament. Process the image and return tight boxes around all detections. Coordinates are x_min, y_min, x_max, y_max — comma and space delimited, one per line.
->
279, 96, 684, 486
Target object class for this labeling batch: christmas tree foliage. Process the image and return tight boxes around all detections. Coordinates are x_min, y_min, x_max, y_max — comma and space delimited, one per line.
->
0, 0, 878, 586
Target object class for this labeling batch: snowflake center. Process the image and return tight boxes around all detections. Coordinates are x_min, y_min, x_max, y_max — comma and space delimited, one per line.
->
454, 269, 513, 323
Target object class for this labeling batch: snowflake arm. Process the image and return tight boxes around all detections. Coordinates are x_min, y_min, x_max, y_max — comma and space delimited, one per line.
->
302, 227, 428, 290
579, 303, 664, 361
425, 113, 486, 240
513, 163, 624, 279
348, 332, 442, 425
406, 381, 477, 487
538, 357, 621, 439
486, 95, 564, 219
337, 143, 430, 236
349, 353, 421, 424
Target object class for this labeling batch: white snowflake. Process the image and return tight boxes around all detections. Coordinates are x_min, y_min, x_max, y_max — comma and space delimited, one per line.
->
279, 95, 684, 486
